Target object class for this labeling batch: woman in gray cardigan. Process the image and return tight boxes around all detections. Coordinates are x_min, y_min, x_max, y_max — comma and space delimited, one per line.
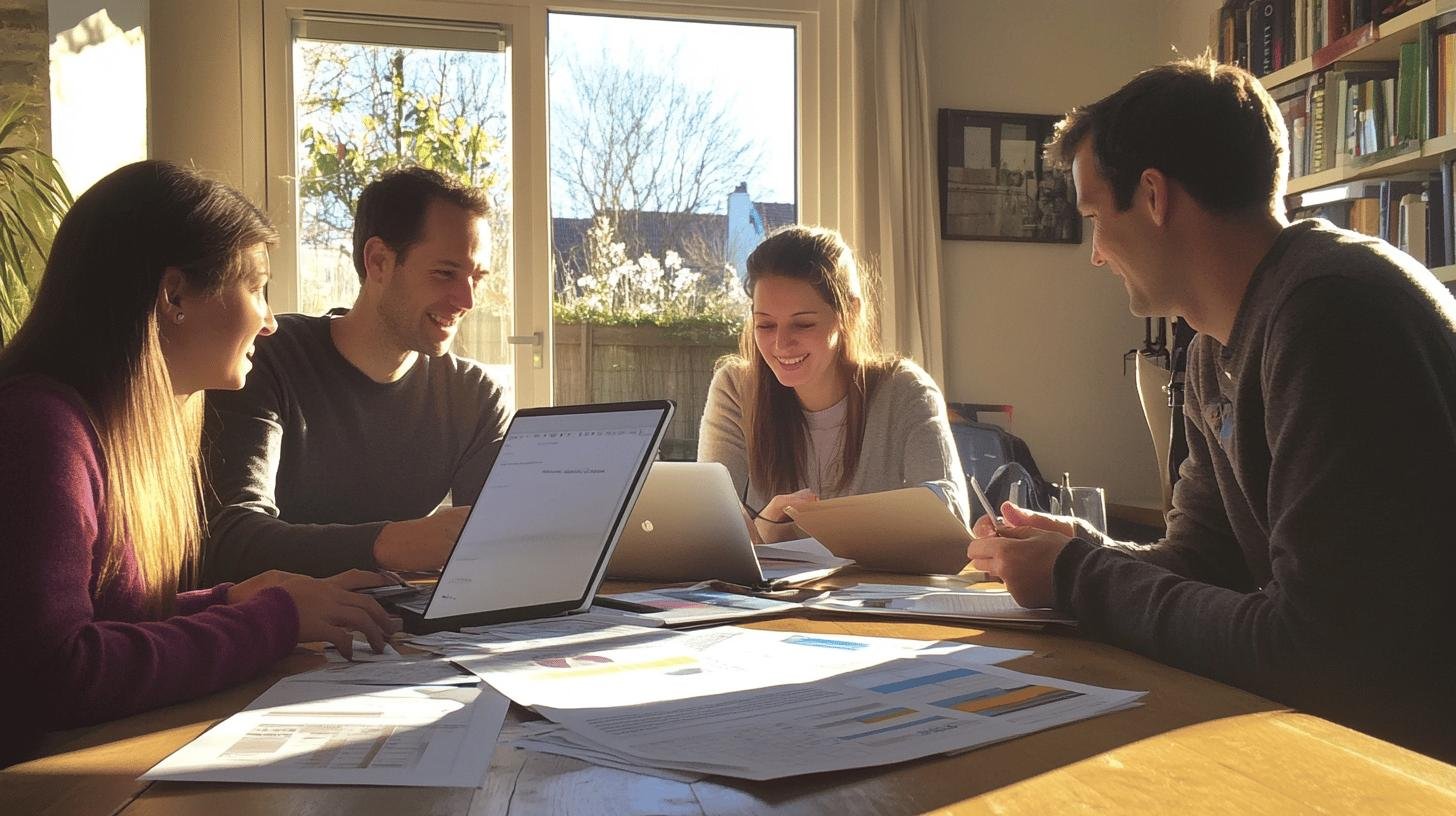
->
698, 226, 968, 544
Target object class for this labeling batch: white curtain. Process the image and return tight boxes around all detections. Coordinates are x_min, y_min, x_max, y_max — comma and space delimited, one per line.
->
848, 0, 945, 384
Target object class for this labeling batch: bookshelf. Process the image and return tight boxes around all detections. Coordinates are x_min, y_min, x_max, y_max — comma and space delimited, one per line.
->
1254, 0, 1456, 195
1219, 1, 1456, 266
1286, 136, 1456, 194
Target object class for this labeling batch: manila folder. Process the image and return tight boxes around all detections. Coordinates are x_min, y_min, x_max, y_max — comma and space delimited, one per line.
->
787, 487, 971, 575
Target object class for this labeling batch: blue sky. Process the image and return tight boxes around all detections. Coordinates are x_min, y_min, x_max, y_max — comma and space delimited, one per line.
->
548, 13, 797, 215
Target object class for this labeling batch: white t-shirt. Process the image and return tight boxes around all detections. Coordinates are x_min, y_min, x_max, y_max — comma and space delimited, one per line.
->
804, 396, 848, 495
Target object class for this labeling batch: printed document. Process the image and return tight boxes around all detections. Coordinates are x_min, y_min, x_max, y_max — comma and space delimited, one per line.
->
804, 583, 1077, 626
525, 659, 1142, 780
142, 678, 507, 787
452, 624, 1030, 708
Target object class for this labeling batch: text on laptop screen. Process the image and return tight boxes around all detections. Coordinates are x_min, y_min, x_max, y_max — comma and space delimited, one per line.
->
425, 409, 663, 620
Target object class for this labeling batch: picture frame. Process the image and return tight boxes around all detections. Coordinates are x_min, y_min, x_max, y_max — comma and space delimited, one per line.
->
937, 108, 1081, 244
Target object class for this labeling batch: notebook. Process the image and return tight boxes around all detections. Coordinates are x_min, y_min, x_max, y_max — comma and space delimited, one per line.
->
785, 487, 973, 575
391, 400, 674, 633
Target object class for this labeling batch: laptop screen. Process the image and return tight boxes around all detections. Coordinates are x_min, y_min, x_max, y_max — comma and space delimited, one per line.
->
424, 405, 669, 621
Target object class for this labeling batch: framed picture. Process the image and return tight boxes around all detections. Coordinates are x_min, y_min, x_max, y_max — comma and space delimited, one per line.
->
938, 108, 1081, 244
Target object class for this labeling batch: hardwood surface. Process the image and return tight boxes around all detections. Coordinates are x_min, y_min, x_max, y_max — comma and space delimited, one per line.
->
5, 578, 1454, 815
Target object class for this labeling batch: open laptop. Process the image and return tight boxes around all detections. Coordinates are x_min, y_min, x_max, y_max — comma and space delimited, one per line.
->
390, 400, 674, 634
607, 461, 849, 588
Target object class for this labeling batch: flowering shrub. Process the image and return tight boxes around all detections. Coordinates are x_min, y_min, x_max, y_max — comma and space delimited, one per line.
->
554, 216, 747, 338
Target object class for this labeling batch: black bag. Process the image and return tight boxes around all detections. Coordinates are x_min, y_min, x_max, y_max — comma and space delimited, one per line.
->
946, 403, 1053, 517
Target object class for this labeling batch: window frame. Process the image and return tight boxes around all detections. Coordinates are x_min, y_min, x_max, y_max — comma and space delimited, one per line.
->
257, 0, 839, 408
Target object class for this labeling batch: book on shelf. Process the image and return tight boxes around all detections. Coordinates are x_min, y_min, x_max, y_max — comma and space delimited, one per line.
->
1398, 191, 1428, 262
1312, 73, 1331, 171
1378, 178, 1425, 242
1251, 0, 1280, 75
1428, 162, 1449, 263
1289, 174, 1445, 262
1221, 1, 1437, 76
1219, 0, 1456, 265
1314, 21, 1379, 69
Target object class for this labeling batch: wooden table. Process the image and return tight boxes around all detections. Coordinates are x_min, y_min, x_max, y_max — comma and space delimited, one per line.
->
5, 577, 1455, 815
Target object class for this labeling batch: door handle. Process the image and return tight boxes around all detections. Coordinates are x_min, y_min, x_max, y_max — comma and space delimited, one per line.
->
507, 331, 544, 368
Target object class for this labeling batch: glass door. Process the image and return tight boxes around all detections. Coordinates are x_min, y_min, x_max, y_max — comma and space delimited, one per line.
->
547, 12, 798, 458
263, 4, 539, 406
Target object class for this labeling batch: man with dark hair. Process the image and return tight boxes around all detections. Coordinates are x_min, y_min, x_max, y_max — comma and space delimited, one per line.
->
969, 55, 1456, 760
204, 166, 508, 582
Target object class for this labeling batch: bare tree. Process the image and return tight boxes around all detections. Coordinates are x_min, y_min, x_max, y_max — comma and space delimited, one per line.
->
551, 50, 760, 260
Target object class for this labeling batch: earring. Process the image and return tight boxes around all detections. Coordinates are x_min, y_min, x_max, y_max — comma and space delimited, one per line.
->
175, 312, 186, 324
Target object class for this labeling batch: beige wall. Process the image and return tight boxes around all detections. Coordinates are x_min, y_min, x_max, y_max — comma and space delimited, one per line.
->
1156, 0, 1223, 60
148, 0, 263, 201
927, 0, 1169, 506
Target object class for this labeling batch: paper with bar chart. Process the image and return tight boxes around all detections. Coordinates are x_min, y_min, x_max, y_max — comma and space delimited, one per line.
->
141, 679, 508, 787
523, 658, 1142, 779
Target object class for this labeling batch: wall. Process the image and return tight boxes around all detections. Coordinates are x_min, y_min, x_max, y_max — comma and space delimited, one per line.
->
1156, 0, 1223, 60
147, 0, 260, 197
927, 0, 1168, 507
0, 0, 49, 148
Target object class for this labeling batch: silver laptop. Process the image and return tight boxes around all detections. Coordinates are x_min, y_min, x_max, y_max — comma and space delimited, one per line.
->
394, 400, 674, 633
608, 461, 847, 588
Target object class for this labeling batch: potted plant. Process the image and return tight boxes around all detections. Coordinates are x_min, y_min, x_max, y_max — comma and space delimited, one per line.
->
0, 98, 72, 345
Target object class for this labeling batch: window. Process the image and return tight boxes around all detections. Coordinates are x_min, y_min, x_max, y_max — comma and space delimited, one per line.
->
260, 1, 831, 412
285, 13, 515, 390
547, 12, 797, 458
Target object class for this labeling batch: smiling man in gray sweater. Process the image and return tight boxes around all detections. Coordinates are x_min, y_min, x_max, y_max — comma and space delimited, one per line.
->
204, 167, 509, 583
967, 56, 1456, 761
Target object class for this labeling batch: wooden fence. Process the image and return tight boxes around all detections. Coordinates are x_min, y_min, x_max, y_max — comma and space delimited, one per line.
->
553, 322, 740, 460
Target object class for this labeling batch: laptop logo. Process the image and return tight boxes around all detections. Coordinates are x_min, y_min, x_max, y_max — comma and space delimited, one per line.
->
641, 520, 654, 533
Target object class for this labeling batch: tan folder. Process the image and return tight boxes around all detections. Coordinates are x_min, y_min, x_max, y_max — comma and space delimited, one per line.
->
785, 487, 972, 575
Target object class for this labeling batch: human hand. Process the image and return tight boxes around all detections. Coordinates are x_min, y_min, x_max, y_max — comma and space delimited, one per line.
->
763, 489, 817, 523
970, 501, 1078, 540
751, 489, 816, 544
965, 525, 1072, 609
373, 506, 471, 572
227, 568, 391, 604
228, 570, 396, 658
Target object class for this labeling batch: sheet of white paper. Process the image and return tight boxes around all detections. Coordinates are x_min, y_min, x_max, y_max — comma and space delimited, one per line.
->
535, 658, 1143, 780
888, 591, 1026, 615
507, 721, 705, 782
753, 537, 847, 565
604, 585, 800, 625
322, 638, 403, 663
290, 657, 477, 686
142, 680, 508, 787
462, 611, 664, 639
453, 624, 1028, 710
408, 615, 668, 656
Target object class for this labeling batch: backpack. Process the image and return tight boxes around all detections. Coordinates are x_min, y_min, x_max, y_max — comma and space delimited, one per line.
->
946, 403, 1053, 517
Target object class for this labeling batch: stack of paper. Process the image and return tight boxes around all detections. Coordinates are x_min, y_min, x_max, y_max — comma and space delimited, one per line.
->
754, 536, 854, 585
142, 675, 507, 787
509, 660, 1141, 780
601, 582, 801, 625
803, 583, 1077, 627
438, 622, 1139, 780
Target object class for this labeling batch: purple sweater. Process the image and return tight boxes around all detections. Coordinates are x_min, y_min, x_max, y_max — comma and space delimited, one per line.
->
0, 376, 299, 766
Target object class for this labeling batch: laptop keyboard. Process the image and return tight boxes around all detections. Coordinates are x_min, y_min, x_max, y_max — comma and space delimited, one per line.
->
396, 587, 434, 613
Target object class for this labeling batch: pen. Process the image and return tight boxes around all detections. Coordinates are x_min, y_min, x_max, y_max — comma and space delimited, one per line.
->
968, 475, 1005, 532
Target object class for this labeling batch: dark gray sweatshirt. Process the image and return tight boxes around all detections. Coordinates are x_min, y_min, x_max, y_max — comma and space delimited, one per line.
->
1055, 219, 1456, 761
202, 312, 509, 583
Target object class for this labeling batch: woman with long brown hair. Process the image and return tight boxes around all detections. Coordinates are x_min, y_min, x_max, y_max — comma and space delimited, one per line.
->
0, 161, 393, 765
699, 225, 968, 544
